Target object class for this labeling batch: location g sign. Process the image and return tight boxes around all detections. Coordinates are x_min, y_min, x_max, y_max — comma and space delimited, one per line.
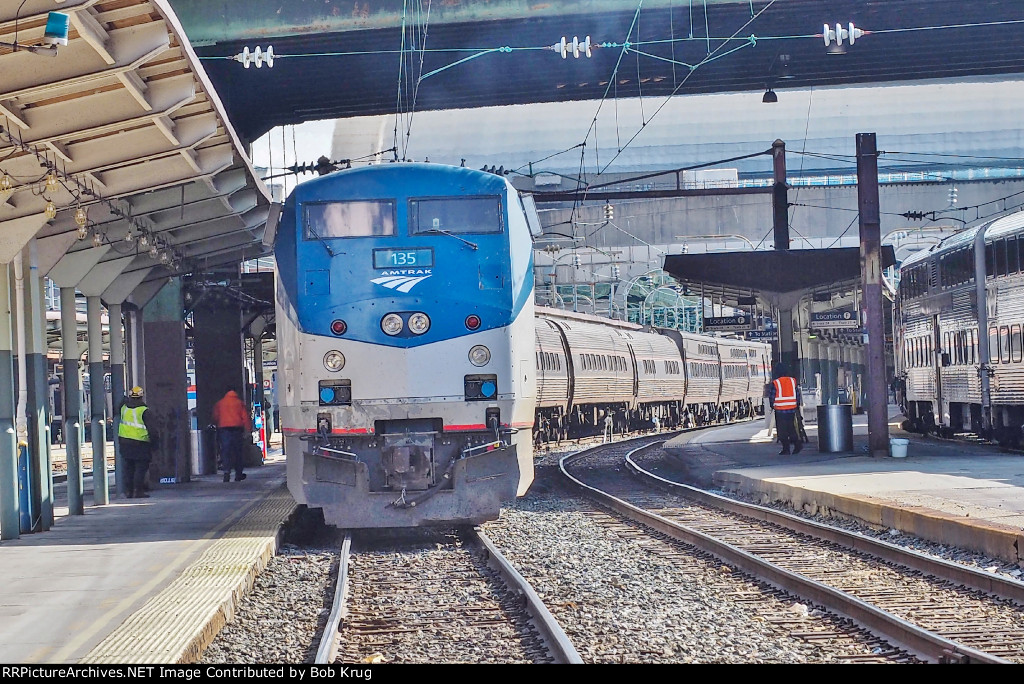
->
810, 309, 860, 329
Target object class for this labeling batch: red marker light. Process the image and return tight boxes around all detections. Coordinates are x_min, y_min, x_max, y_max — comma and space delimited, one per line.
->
330, 319, 347, 335
465, 315, 481, 330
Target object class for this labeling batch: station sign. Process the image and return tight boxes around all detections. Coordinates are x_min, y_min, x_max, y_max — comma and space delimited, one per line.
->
747, 330, 778, 341
703, 314, 753, 332
810, 309, 860, 329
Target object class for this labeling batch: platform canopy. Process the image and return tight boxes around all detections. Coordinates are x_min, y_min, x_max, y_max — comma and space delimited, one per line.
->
662, 246, 897, 302
0, 0, 276, 302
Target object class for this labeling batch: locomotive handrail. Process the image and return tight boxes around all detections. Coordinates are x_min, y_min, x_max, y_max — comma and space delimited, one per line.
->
314, 446, 359, 461
460, 440, 502, 459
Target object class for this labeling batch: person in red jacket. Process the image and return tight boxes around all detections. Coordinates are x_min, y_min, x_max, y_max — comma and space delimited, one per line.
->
212, 389, 252, 482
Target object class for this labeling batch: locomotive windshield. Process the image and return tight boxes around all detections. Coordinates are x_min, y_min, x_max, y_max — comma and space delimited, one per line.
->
304, 200, 396, 239
409, 196, 502, 234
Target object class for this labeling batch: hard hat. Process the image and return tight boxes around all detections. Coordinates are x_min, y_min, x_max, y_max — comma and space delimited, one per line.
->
128, 386, 144, 398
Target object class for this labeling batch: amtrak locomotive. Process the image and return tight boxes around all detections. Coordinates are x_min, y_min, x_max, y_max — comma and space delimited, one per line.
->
275, 162, 772, 529
274, 163, 537, 528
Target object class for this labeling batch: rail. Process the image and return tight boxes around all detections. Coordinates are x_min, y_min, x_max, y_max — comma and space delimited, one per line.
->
314, 532, 352, 664
559, 439, 1010, 664
471, 527, 583, 664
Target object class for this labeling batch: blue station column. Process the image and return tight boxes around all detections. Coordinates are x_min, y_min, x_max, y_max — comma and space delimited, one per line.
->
24, 242, 52, 530
60, 287, 84, 516
87, 296, 108, 505
141, 279, 190, 484
108, 303, 126, 499
0, 263, 19, 539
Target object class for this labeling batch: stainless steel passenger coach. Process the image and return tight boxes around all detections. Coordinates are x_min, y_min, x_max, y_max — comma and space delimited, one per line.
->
897, 210, 1024, 445
532, 308, 771, 443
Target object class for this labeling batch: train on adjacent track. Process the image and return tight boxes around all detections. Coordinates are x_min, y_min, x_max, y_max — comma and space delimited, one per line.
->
897, 210, 1024, 445
274, 162, 771, 529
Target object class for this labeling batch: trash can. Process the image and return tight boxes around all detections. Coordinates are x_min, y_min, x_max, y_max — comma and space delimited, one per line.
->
817, 403, 854, 453
890, 437, 909, 458
202, 425, 219, 475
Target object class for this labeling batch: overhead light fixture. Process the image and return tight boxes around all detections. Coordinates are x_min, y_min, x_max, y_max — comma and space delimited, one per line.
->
0, 12, 67, 56
74, 205, 88, 227
44, 201, 57, 220
139, 233, 150, 248
45, 172, 59, 194
776, 54, 794, 80
762, 87, 778, 103
77, 224, 89, 240
92, 231, 103, 248
124, 228, 135, 243
42, 12, 70, 46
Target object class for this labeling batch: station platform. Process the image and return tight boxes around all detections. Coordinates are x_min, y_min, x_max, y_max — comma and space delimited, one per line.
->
663, 407, 1024, 567
0, 442, 296, 664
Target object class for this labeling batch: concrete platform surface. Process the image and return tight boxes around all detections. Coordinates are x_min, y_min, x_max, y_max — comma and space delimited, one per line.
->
0, 449, 294, 664
663, 406, 1024, 566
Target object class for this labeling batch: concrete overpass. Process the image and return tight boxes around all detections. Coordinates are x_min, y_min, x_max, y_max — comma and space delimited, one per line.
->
167, 0, 1024, 145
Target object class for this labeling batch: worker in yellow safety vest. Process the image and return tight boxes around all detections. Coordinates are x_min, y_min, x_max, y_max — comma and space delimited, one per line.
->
768, 365, 803, 455
118, 386, 158, 498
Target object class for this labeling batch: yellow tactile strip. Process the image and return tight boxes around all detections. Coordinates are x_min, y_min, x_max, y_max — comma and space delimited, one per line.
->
80, 487, 298, 664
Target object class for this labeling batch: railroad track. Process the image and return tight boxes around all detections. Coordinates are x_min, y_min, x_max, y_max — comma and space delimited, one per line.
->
561, 436, 1024, 664
315, 527, 580, 664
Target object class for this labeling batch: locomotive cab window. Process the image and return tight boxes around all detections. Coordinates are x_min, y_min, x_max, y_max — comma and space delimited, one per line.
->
304, 201, 396, 239
410, 196, 503, 234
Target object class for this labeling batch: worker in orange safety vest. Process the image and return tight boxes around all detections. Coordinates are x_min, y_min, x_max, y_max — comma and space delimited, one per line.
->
768, 364, 803, 455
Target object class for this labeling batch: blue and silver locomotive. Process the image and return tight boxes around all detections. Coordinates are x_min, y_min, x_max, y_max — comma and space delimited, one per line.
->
274, 163, 537, 527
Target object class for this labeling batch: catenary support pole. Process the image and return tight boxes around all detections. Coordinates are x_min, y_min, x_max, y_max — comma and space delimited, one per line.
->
856, 133, 890, 458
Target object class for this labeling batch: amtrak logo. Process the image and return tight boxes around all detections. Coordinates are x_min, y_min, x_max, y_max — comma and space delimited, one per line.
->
372, 269, 432, 293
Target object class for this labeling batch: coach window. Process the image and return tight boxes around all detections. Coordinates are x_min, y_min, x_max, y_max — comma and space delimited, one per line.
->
1011, 237, 1021, 275
996, 239, 1009, 277
990, 328, 1000, 364
410, 196, 503, 234
971, 329, 978, 364
305, 200, 396, 239
986, 243, 996, 279
1013, 325, 1023, 363
1001, 325, 1011, 363
943, 332, 951, 359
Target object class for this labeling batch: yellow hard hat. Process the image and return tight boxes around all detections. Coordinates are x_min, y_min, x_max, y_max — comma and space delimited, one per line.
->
128, 386, 144, 398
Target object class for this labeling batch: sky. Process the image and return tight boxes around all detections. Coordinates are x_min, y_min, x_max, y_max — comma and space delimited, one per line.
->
250, 119, 337, 200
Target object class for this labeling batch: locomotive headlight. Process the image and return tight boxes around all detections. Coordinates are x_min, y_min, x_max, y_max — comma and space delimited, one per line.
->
381, 313, 404, 336
469, 345, 491, 367
323, 350, 346, 372
408, 312, 430, 335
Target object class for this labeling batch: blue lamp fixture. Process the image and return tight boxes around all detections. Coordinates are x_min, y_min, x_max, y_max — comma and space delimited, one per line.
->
0, 11, 69, 55
43, 12, 70, 46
